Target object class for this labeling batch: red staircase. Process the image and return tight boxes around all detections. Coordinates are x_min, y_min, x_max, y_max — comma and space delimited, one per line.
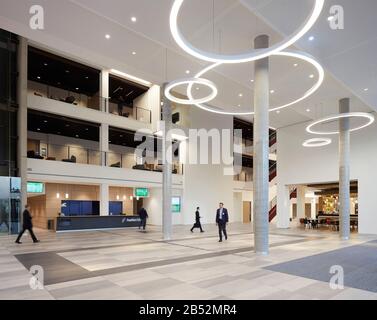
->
268, 188, 297, 222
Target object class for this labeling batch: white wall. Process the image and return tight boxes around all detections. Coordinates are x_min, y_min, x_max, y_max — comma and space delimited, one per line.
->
276, 119, 377, 234
182, 107, 235, 225
143, 187, 183, 226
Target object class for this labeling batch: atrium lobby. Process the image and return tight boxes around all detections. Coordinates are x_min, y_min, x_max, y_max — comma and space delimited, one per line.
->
1, 0, 377, 305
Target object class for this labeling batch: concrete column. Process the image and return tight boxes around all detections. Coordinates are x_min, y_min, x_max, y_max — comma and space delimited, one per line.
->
162, 84, 172, 240
339, 98, 350, 240
276, 183, 290, 229
100, 70, 109, 112
297, 185, 306, 219
100, 123, 109, 166
100, 183, 109, 216
17, 37, 28, 217
253, 35, 270, 255
311, 198, 317, 219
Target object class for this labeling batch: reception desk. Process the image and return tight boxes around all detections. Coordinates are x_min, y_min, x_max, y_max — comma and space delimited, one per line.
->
56, 215, 141, 232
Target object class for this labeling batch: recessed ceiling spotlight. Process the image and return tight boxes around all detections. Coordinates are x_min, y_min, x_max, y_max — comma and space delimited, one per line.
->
250, 79, 254, 82
85, 128, 89, 131
37, 128, 41, 131
276, 110, 280, 114
65, 70, 70, 73
131, 17, 137, 22
85, 76, 89, 79
44, 120, 48, 123
132, 51, 136, 55
75, 135, 79, 138
44, 63, 48, 66
105, 34, 111, 39
306, 109, 311, 112
185, 70, 190, 74
309, 36, 315, 41
65, 124, 70, 127
238, 93, 243, 97
238, 104, 241, 107
309, 74, 315, 78
76, 87, 79, 90
364, 88, 369, 92
196, 87, 200, 90
294, 63, 298, 67
37, 76, 41, 79
270, 90, 275, 94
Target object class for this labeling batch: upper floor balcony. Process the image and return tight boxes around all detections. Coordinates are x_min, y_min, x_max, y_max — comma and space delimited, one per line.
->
27, 46, 158, 131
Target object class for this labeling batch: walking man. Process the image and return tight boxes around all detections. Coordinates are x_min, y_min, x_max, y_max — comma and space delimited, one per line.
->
190, 207, 204, 233
138, 207, 148, 231
15, 204, 39, 244
216, 203, 228, 242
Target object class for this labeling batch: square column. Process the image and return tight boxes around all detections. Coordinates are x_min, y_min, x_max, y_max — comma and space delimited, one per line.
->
100, 183, 109, 216
100, 70, 109, 112
297, 185, 306, 219
100, 123, 109, 166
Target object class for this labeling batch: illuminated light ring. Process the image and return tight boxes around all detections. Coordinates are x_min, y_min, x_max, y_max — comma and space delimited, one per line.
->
303, 138, 332, 147
306, 112, 375, 135
186, 50, 324, 116
170, 0, 325, 64
164, 78, 217, 105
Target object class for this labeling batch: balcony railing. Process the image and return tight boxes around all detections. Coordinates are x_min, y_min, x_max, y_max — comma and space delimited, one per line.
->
27, 142, 183, 174
108, 102, 151, 124
234, 168, 253, 182
28, 81, 152, 123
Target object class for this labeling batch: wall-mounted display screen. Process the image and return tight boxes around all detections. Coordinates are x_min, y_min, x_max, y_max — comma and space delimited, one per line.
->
27, 182, 44, 193
134, 188, 149, 197
172, 196, 181, 213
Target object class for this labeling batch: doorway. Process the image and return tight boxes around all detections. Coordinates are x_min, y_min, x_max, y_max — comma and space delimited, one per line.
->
243, 201, 251, 223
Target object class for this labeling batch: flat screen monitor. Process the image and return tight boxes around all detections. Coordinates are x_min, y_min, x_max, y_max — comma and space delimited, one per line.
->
27, 182, 44, 193
172, 196, 181, 213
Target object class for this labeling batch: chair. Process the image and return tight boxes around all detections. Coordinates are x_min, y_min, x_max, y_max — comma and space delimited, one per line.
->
65, 96, 76, 104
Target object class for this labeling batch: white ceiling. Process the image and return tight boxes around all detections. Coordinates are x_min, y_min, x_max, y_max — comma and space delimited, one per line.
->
0, 0, 375, 129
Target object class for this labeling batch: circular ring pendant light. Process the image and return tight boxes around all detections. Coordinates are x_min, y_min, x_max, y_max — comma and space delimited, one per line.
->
164, 78, 217, 105
184, 50, 324, 115
170, 0, 325, 64
303, 138, 332, 147
306, 112, 375, 135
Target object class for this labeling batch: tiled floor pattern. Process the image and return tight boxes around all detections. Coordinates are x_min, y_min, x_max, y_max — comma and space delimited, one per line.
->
1, 223, 377, 300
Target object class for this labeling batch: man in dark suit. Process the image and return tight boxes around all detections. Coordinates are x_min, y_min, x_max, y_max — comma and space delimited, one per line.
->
15, 204, 39, 244
216, 203, 228, 242
138, 207, 148, 231
190, 207, 204, 233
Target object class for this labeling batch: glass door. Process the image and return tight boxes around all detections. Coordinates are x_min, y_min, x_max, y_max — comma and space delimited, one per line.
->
0, 177, 10, 235
0, 177, 21, 235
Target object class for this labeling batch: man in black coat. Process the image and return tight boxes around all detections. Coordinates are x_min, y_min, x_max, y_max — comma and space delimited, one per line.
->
138, 207, 148, 231
216, 203, 229, 242
190, 207, 204, 233
15, 204, 39, 244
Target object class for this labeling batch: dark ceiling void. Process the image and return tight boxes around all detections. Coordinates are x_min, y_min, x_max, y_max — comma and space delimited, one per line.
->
28, 111, 100, 142
307, 181, 358, 196
109, 74, 149, 106
234, 153, 276, 168
28, 46, 100, 96
234, 117, 276, 141
109, 126, 179, 157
